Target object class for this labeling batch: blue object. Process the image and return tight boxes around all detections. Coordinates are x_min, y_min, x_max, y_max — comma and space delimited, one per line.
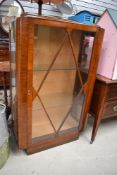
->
68, 11, 100, 24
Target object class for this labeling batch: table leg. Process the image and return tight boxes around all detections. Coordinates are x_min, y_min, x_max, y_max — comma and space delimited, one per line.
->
90, 113, 102, 143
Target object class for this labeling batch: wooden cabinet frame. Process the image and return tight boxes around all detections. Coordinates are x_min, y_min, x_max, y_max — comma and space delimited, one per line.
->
11, 15, 104, 154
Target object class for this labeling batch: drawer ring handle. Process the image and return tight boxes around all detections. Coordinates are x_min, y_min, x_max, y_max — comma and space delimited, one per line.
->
113, 106, 117, 112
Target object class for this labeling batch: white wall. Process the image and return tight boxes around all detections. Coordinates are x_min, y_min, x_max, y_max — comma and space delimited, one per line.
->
19, 0, 117, 18
0, 0, 13, 16
0, 0, 117, 18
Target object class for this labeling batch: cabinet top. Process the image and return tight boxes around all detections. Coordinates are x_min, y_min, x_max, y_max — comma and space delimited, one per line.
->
18, 14, 103, 35
97, 75, 117, 84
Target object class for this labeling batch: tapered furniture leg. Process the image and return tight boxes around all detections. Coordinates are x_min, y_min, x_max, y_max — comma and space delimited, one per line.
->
90, 113, 102, 143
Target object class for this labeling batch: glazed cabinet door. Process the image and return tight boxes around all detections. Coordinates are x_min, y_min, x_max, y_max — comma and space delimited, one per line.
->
27, 24, 92, 153
15, 16, 104, 153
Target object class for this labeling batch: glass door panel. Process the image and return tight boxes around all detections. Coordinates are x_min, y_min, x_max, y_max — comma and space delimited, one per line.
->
32, 25, 88, 142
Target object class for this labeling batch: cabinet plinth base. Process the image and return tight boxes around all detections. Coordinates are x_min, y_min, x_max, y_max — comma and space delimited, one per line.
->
26, 131, 79, 154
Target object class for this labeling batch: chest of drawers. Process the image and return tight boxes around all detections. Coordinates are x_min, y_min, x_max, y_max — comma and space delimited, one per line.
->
0, 24, 10, 87
90, 75, 117, 143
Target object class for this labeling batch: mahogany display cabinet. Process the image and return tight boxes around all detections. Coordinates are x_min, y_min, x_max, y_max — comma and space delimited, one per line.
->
10, 15, 104, 154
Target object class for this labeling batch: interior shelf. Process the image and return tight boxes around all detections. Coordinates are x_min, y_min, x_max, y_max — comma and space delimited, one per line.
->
33, 63, 89, 72
33, 68, 76, 71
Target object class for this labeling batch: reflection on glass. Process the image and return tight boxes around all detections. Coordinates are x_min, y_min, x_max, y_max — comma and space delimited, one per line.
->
32, 25, 89, 143
79, 36, 94, 71
33, 26, 80, 71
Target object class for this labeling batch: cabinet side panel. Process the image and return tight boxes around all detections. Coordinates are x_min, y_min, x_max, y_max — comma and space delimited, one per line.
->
79, 28, 104, 131
16, 17, 29, 149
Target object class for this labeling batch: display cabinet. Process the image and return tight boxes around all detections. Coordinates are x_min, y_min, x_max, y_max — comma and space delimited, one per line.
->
10, 15, 104, 154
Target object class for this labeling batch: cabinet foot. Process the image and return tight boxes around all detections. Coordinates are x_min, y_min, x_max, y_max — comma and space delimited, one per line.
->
90, 140, 94, 144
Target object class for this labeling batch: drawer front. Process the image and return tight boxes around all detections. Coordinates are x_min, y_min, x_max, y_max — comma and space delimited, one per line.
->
106, 85, 117, 100
103, 101, 117, 118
